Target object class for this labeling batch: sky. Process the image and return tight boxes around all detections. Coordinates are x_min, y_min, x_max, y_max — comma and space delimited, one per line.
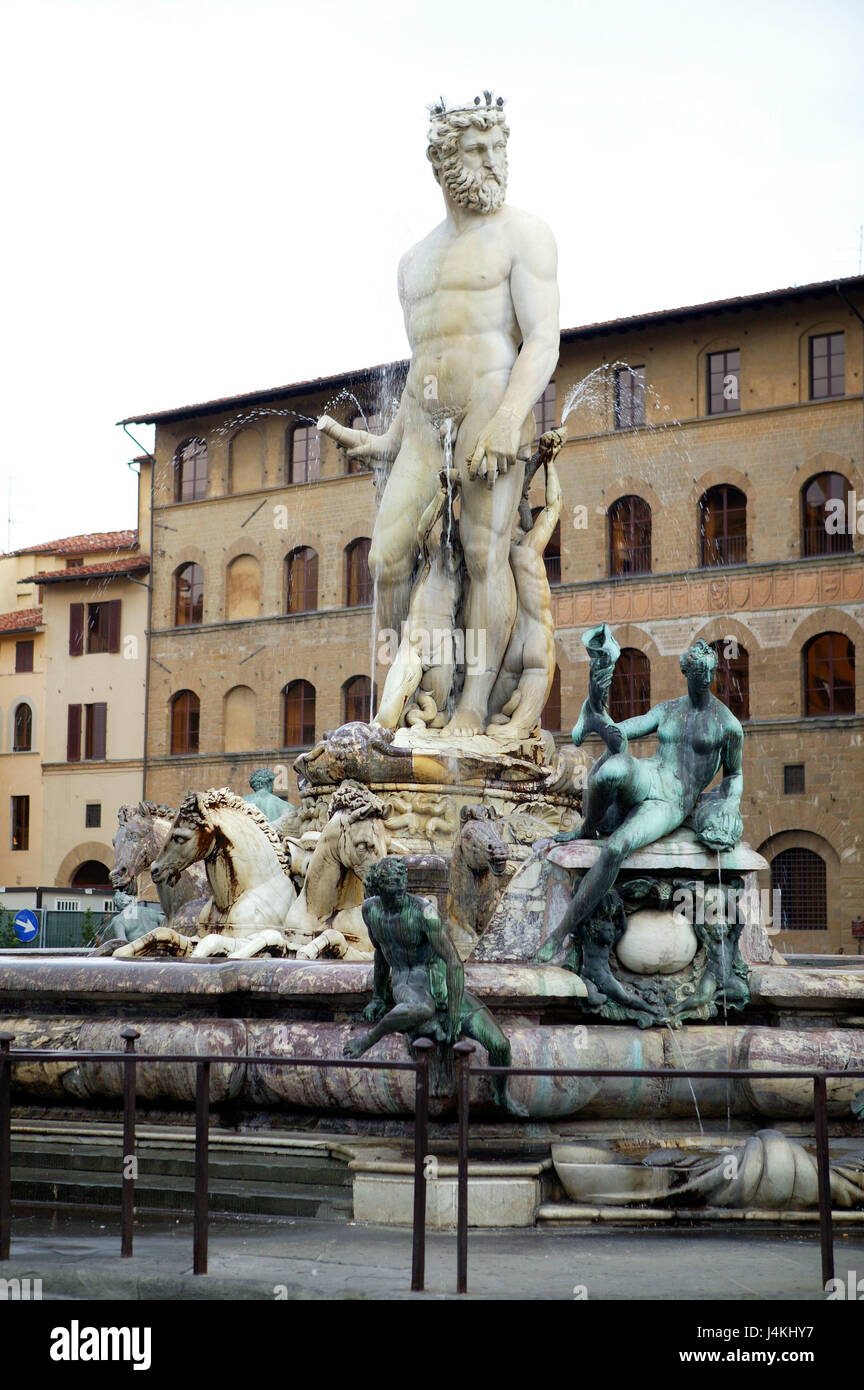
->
2, 0, 863, 552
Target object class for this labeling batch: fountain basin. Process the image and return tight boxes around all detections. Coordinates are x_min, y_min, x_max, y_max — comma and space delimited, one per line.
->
1, 956, 862, 1123
551, 1146, 674, 1204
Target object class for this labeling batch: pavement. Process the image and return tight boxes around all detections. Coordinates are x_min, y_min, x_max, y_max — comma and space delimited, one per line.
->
3, 1212, 864, 1300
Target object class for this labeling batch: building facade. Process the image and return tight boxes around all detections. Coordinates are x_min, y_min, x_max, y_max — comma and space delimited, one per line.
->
123, 276, 864, 952
0, 463, 151, 909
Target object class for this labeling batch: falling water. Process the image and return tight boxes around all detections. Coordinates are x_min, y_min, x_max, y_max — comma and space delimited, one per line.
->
716, 851, 733, 1132
664, 1023, 705, 1135
554, 362, 698, 574
442, 418, 454, 550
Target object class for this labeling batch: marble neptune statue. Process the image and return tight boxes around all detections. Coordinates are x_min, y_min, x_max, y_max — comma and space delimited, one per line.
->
318, 92, 560, 738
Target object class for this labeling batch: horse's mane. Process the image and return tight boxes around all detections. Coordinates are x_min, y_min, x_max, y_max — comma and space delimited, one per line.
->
179, 787, 289, 869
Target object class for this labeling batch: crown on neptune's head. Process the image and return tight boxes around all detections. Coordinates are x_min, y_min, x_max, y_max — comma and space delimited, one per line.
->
428, 90, 507, 120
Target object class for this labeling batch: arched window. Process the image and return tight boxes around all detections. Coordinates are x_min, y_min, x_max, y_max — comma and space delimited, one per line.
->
609, 648, 650, 722
771, 847, 827, 931
223, 685, 256, 754
803, 632, 855, 716
801, 471, 853, 557
285, 547, 319, 614
13, 703, 32, 751
170, 691, 200, 755
710, 640, 750, 721
174, 438, 208, 503
287, 424, 319, 485
283, 680, 316, 745
541, 665, 562, 732
343, 675, 373, 723
700, 485, 747, 567
608, 496, 652, 576
345, 538, 373, 606
226, 554, 261, 621
174, 562, 204, 626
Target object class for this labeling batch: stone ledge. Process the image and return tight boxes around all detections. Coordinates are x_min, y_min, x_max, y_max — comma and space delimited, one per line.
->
353, 1172, 541, 1227
0, 957, 587, 1005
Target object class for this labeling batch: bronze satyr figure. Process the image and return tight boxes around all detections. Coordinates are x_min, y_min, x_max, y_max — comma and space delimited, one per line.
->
343, 855, 513, 1106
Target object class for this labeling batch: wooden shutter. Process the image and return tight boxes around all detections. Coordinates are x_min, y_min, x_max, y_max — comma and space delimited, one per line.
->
67, 704, 82, 761
88, 703, 107, 760
107, 600, 121, 653
15, 640, 34, 673
69, 603, 84, 656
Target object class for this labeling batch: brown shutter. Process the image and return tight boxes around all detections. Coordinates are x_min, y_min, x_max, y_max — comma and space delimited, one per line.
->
107, 599, 121, 653
69, 603, 84, 656
89, 703, 107, 760
67, 704, 82, 761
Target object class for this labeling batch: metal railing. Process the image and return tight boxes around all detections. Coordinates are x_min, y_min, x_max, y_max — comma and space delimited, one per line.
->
452, 1046, 864, 1295
0, 1031, 862, 1296
0, 1031, 434, 1291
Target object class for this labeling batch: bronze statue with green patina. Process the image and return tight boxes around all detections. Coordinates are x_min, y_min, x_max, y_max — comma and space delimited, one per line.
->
343, 855, 512, 1104
537, 633, 744, 963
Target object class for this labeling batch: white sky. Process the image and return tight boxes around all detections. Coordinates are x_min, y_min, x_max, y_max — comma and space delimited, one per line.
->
2, 0, 863, 552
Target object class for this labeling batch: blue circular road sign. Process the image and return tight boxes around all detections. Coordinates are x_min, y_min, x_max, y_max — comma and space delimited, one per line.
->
13, 909, 39, 943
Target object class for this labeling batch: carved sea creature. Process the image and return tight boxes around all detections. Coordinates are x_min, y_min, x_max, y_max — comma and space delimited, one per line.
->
110, 801, 211, 934
141, 788, 297, 960
445, 805, 510, 959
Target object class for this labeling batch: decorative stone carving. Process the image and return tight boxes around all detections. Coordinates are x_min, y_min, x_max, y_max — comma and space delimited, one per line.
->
128, 788, 297, 961
110, 801, 211, 934
445, 806, 510, 959
553, 1132, 864, 1211
283, 780, 395, 960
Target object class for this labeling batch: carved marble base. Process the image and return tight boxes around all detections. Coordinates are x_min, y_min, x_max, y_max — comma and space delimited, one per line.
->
293, 721, 581, 855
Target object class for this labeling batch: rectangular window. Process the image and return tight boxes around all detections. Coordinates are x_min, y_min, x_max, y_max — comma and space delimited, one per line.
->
289, 425, 320, 485
533, 382, 557, 436
614, 366, 646, 429
809, 332, 845, 400
67, 704, 82, 762
84, 703, 107, 760
783, 764, 805, 795
15, 640, 34, 673
65, 557, 83, 569
11, 795, 29, 851
86, 600, 121, 654
56, 899, 78, 912
85, 802, 102, 828
69, 602, 84, 657
707, 349, 741, 415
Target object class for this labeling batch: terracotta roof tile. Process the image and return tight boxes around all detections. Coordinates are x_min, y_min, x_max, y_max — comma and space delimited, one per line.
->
0, 607, 43, 633
7, 529, 137, 558
22, 557, 150, 585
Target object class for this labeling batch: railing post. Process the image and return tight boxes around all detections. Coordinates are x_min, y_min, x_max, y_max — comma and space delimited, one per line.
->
411, 1037, 434, 1293
194, 1059, 211, 1276
813, 1073, 834, 1289
0, 1031, 13, 1262
453, 1040, 474, 1296
120, 1028, 139, 1259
